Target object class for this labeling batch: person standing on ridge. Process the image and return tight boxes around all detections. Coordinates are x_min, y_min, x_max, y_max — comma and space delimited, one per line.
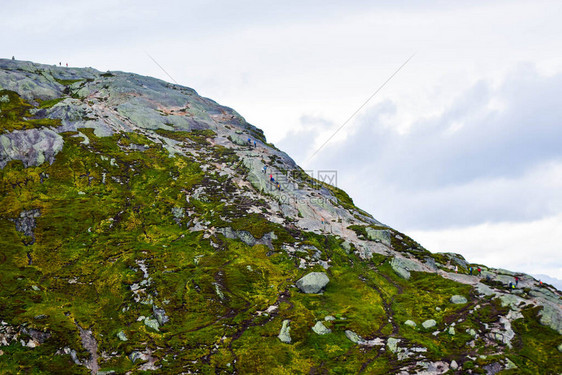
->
263, 166, 267, 174
469, 267, 473, 275
515, 276, 519, 286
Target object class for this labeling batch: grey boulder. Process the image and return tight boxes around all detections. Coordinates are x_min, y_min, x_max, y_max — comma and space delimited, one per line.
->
296, 272, 329, 294
450, 295, 468, 304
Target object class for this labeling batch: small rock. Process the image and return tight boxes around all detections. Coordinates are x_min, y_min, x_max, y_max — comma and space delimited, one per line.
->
447, 326, 455, 335
312, 321, 331, 335
117, 330, 128, 341
144, 317, 159, 331
404, 320, 417, 328
152, 305, 169, 326
435, 307, 441, 311
450, 360, 458, 370
505, 358, 517, 370
295, 272, 329, 294
387, 337, 400, 353
278, 320, 291, 343
324, 315, 336, 321
129, 351, 146, 363
31, 285, 40, 291
558, 343, 562, 352
422, 319, 437, 329
467, 328, 477, 337
450, 295, 467, 304
345, 330, 361, 344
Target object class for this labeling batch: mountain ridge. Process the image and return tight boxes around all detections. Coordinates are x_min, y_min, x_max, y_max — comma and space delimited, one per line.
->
0, 58, 560, 374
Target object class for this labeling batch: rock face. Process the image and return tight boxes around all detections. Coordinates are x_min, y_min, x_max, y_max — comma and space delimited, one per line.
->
296, 272, 330, 294
0, 128, 63, 168
0, 59, 560, 374
11, 209, 41, 244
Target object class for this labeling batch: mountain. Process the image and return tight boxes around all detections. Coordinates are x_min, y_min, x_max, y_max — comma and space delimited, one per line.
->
0, 58, 560, 374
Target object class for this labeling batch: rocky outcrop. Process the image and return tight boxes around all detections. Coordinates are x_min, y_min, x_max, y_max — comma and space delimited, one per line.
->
11, 209, 41, 244
365, 228, 391, 246
390, 256, 426, 280
296, 272, 330, 294
0, 128, 63, 168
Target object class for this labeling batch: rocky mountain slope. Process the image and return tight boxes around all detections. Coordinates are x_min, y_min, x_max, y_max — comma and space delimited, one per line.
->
0, 58, 560, 374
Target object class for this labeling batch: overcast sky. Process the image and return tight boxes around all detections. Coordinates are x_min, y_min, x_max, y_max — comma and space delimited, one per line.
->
3, 0, 561, 281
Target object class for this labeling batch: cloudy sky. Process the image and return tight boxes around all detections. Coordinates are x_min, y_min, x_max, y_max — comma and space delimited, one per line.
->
3, 0, 561, 281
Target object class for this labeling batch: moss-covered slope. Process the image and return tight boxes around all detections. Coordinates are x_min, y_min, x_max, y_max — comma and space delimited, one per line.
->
0, 59, 560, 374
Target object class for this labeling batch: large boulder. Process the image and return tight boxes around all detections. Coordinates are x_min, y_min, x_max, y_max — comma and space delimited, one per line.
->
296, 272, 329, 294
365, 228, 391, 246
390, 257, 425, 280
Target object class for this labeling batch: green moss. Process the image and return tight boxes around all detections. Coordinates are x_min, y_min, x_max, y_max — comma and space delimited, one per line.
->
54, 78, 83, 86
1, 96, 559, 372
508, 306, 562, 372
37, 97, 64, 109
154, 128, 216, 145
0, 90, 63, 133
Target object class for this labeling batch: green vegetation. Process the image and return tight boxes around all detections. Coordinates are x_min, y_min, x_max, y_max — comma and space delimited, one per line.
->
0, 64, 560, 374
0, 90, 62, 133
37, 97, 65, 109
54, 78, 83, 86
509, 306, 562, 371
